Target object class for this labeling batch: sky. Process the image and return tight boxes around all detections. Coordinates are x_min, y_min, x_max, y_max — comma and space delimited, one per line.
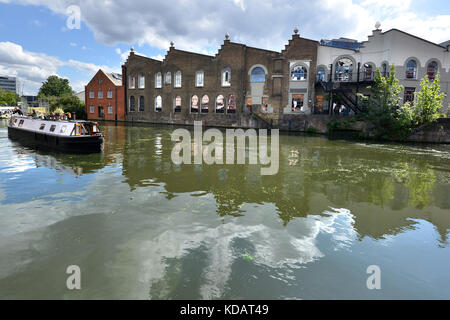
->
0, 0, 449, 95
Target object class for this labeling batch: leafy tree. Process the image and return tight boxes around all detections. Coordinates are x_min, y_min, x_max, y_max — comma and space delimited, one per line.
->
49, 95, 86, 119
0, 88, 20, 106
413, 73, 446, 126
358, 65, 412, 139
38, 75, 74, 98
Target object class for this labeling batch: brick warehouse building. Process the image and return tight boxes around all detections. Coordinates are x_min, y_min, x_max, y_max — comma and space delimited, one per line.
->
122, 29, 319, 128
120, 26, 449, 129
85, 70, 125, 121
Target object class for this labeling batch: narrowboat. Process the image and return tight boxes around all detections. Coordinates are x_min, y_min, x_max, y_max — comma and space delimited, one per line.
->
7, 116, 103, 153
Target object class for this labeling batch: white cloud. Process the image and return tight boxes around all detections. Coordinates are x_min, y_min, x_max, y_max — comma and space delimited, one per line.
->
70, 42, 77, 47
115, 48, 121, 55
0, 41, 119, 95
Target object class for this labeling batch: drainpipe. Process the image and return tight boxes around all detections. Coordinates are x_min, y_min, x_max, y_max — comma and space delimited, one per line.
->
328, 63, 333, 115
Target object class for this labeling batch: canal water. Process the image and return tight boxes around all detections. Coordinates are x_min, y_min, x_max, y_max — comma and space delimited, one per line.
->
0, 120, 449, 299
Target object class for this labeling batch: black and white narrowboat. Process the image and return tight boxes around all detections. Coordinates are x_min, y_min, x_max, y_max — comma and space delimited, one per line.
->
8, 116, 103, 153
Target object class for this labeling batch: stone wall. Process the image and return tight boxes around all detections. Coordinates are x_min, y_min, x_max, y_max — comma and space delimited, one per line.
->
407, 118, 450, 143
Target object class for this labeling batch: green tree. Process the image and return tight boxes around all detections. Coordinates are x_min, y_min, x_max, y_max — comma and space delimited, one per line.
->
358, 65, 414, 139
413, 73, 445, 126
0, 88, 20, 106
49, 95, 86, 119
38, 75, 74, 98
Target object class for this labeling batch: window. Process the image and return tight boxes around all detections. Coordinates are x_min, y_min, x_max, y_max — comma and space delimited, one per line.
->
381, 63, 388, 77
60, 125, 67, 134
90, 106, 94, 113
364, 64, 373, 80
335, 58, 353, 82
175, 71, 182, 88
50, 125, 56, 132
108, 105, 113, 114
89, 91, 94, 98
129, 75, 135, 89
201, 95, 209, 113
246, 97, 252, 106
404, 87, 415, 103
155, 96, 162, 112
129, 96, 136, 112
138, 74, 145, 89
216, 95, 225, 113
139, 96, 145, 112
427, 61, 438, 81
262, 97, 268, 112
39, 123, 45, 130
98, 90, 103, 99
98, 78, 103, 84
227, 95, 236, 114
222, 67, 231, 86
406, 60, 417, 79
107, 90, 113, 98
165, 72, 171, 85
191, 95, 199, 113
98, 106, 104, 118
250, 67, 266, 82
174, 96, 182, 113
155, 73, 162, 88
315, 95, 324, 113
317, 67, 325, 81
291, 94, 304, 112
18, 120, 24, 128
291, 65, 307, 81
196, 70, 204, 87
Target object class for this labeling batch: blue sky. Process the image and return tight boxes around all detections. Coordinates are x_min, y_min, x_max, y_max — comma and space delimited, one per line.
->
0, 0, 448, 95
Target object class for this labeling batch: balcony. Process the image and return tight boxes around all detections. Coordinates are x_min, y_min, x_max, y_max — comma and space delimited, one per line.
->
316, 71, 389, 84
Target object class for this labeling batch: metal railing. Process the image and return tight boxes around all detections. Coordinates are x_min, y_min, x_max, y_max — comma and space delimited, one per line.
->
316, 71, 390, 83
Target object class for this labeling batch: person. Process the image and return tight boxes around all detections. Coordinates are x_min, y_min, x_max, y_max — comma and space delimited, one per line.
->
13, 107, 24, 116
66, 112, 72, 120
31, 110, 38, 118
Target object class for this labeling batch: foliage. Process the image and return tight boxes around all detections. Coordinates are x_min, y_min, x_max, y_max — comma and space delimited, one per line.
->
306, 126, 319, 133
49, 95, 86, 119
413, 73, 445, 126
38, 75, 74, 98
0, 88, 19, 106
358, 65, 445, 140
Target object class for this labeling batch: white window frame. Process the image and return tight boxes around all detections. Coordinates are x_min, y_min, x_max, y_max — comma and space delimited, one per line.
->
98, 90, 103, 99
138, 74, 145, 89
107, 105, 113, 114
89, 91, 94, 98
129, 75, 135, 89
222, 68, 231, 87
196, 70, 204, 87
89, 106, 94, 113
155, 73, 162, 88
107, 89, 113, 99
174, 71, 182, 88
155, 96, 162, 112
165, 72, 171, 85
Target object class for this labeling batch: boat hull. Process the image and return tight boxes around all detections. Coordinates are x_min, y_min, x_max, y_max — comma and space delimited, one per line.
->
8, 126, 103, 153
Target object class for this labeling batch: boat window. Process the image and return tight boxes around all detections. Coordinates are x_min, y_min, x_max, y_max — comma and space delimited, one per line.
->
19, 120, 24, 127
39, 123, 45, 130
50, 125, 56, 132
60, 125, 67, 133
75, 124, 81, 136
14, 119, 17, 124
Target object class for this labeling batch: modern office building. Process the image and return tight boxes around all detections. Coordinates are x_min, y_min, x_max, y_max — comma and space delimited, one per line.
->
0, 76, 19, 94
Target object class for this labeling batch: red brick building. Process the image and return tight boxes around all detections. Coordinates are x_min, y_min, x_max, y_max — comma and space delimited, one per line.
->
85, 70, 125, 121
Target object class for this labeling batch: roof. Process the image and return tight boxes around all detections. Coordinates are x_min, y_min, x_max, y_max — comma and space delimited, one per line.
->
105, 72, 122, 86
440, 40, 450, 47
381, 29, 447, 49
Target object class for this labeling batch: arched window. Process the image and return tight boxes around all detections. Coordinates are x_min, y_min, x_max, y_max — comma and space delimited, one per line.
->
196, 70, 204, 87
227, 95, 236, 114
406, 60, 417, 79
201, 95, 209, 113
128, 75, 135, 89
129, 96, 135, 112
174, 96, 181, 113
381, 63, 388, 77
250, 67, 266, 82
335, 58, 353, 82
175, 71, 182, 88
216, 95, 225, 113
191, 95, 199, 113
317, 67, 325, 81
427, 61, 438, 81
155, 96, 162, 112
364, 63, 373, 80
139, 96, 145, 112
155, 73, 162, 88
165, 72, 171, 84
291, 65, 307, 81
222, 68, 231, 86
138, 74, 145, 89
